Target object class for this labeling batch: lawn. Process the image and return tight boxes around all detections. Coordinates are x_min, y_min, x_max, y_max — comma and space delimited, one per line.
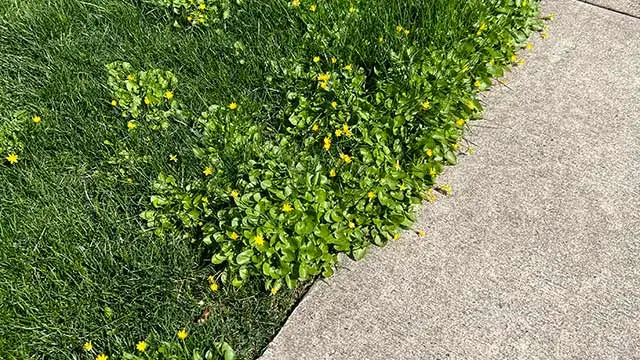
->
0, 0, 542, 358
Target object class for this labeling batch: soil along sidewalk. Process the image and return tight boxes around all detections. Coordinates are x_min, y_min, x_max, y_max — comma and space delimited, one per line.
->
260, 0, 640, 359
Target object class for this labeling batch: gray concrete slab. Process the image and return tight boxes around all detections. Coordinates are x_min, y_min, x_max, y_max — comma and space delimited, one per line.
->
580, 0, 640, 18
260, 1, 640, 359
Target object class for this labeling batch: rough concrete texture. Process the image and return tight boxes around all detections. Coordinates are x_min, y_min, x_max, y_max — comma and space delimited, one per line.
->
260, 1, 640, 359
580, 0, 640, 18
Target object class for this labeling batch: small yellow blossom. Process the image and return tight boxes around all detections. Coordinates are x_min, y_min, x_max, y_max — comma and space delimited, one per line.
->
313, 56, 320, 63
348, 221, 355, 228
378, 36, 384, 43
393, 233, 400, 240
96, 354, 108, 360
367, 191, 376, 199
127, 121, 136, 130
210, 282, 219, 292
541, 32, 549, 39
203, 167, 213, 176
451, 143, 460, 151
6, 153, 18, 165
474, 80, 481, 88
429, 167, 437, 177
271, 287, 279, 295
343, 64, 352, 71
467, 147, 474, 154
198, 16, 205, 24
518, 58, 525, 66
229, 102, 237, 110
144, 97, 151, 105
465, 100, 475, 109
399, 183, 407, 191
310, 4, 316, 11
394, 160, 401, 170
349, 6, 356, 13
331, 101, 337, 109
199, 3, 206, 9
396, 24, 403, 32
32, 115, 41, 124
335, 129, 343, 137
331, 57, 337, 64
127, 74, 135, 81
511, 54, 518, 62
440, 184, 453, 196
417, 230, 426, 237
282, 202, 293, 212
83, 342, 93, 351
340, 153, 352, 163
230, 232, 239, 240
169, 154, 178, 162
255, 235, 265, 246
456, 118, 466, 127
317, 73, 330, 82
292, 0, 299, 7
230, 189, 240, 198
165, 91, 174, 100
177, 329, 188, 340
476, 22, 487, 36
342, 123, 352, 137
422, 100, 430, 110
426, 148, 433, 157
425, 189, 437, 202
111, 100, 117, 106
319, 81, 328, 90
329, 168, 336, 177
187, 16, 193, 21
323, 136, 331, 151
312, 123, 319, 132
136, 341, 148, 352
526, 42, 533, 50
403, 29, 409, 36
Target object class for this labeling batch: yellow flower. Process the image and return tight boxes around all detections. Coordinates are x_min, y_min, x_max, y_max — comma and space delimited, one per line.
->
271, 287, 279, 295
340, 153, 352, 163
429, 167, 437, 177
230, 232, 239, 240
343, 64, 352, 71
511, 54, 518, 62
165, 91, 174, 100
425, 188, 437, 202
127, 121, 136, 130
451, 143, 459, 151
230, 189, 240, 198
96, 354, 108, 360
395, 24, 403, 32
83, 342, 93, 351
6, 153, 18, 165
342, 123, 352, 137
203, 167, 213, 176
291, 0, 299, 6
169, 154, 178, 162
349, 6, 355, 13
394, 160, 401, 170
32, 115, 41, 124
393, 233, 400, 240
367, 191, 376, 199
255, 235, 265, 246
467, 147, 474, 155
426, 148, 433, 157
177, 329, 188, 340
127, 74, 135, 81
348, 221, 355, 228
399, 183, 406, 191
331, 57, 337, 64
331, 101, 337, 109
476, 22, 487, 35
526, 42, 533, 50
403, 29, 409, 36
319, 81, 328, 90
228, 102, 237, 110
111, 100, 117, 106
422, 100, 430, 110
199, 3, 206, 9
317, 72, 330, 82
541, 32, 549, 39
282, 202, 293, 212
312, 123, 319, 132
144, 97, 151, 105
136, 341, 148, 352
378, 36, 384, 43
417, 230, 426, 237
313, 56, 320, 63
198, 17, 205, 24
440, 184, 453, 195
456, 118, 466, 127
187, 16, 193, 21
474, 80, 481, 88
310, 4, 316, 11
210, 282, 219, 292
518, 59, 525, 66
323, 136, 331, 151
329, 168, 336, 177
335, 129, 343, 137
465, 100, 475, 109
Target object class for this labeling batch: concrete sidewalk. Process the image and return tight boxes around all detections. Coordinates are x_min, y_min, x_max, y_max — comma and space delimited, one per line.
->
261, 0, 640, 358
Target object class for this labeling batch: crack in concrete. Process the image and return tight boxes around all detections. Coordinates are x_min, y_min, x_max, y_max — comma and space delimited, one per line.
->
575, 0, 640, 20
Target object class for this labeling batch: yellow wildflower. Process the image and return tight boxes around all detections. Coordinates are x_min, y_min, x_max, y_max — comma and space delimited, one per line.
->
429, 167, 437, 177
541, 32, 549, 39
367, 191, 376, 199
144, 97, 151, 105
476, 22, 487, 36
310, 4, 316, 11
417, 230, 426, 237
465, 100, 475, 109
526, 42, 533, 50
403, 29, 409, 36
199, 3, 206, 9
319, 81, 328, 90
255, 235, 265, 246
230, 232, 239, 240
452, 143, 459, 151
169, 154, 178, 162
187, 16, 193, 21
518, 58, 525, 66
331, 57, 337, 64
292, 0, 299, 7
343, 64, 352, 71
426, 148, 433, 157
378, 36, 384, 43
511, 54, 518, 62
349, 6, 355, 13
210, 282, 219, 292
331, 101, 337, 109
393, 233, 400, 241
177, 329, 188, 340
394, 160, 401, 170
348, 221, 355, 228
127, 74, 135, 81
340, 153, 352, 163
282, 202, 293, 212
198, 16, 205, 24
396, 24, 403, 32
32, 115, 41, 124
6, 153, 18, 165
317, 72, 330, 82
329, 168, 336, 177
165, 91, 174, 100
425, 188, 437, 202
312, 123, 319, 132
467, 147, 474, 154
456, 118, 466, 127
342, 123, 352, 137
313, 56, 320, 63
136, 341, 148, 352
271, 287, 279, 295
474, 79, 481, 88
335, 129, 343, 137
323, 136, 331, 151
422, 100, 430, 110
229, 102, 238, 110
127, 121, 136, 130
230, 189, 240, 198
83, 342, 93, 351
440, 184, 453, 196
203, 167, 213, 176
111, 100, 117, 106
96, 354, 108, 360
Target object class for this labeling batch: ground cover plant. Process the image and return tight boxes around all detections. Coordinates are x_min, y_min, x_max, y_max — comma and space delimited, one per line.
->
0, 0, 546, 358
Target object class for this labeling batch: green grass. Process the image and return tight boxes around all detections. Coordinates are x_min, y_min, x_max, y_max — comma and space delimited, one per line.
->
0, 0, 539, 358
